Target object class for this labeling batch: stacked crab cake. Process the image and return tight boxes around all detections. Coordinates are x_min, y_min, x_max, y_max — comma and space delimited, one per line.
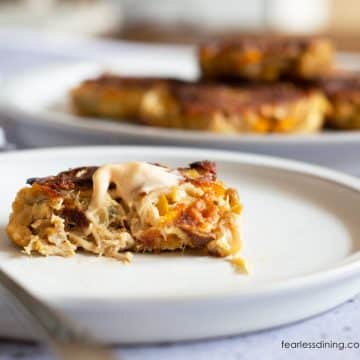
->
198, 35, 360, 131
72, 36, 360, 132
7, 161, 243, 262
198, 36, 334, 82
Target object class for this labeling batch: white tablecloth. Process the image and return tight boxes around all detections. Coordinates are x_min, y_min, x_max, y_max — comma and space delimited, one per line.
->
0, 28, 359, 360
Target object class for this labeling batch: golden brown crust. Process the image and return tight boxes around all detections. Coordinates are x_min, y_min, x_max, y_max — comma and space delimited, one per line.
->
199, 36, 334, 81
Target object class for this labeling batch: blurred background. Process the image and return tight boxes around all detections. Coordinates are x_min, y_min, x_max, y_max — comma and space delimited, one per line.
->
0, 0, 359, 159
0, 0, 359, 50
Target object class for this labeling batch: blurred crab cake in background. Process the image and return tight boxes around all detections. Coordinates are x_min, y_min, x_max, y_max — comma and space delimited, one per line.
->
198, 36, 334, 82
71, 75, 329, 134
317, 74, 360, 129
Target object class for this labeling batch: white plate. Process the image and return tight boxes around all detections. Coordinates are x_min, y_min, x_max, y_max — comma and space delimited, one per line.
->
0, 146, 360, 343
1, 54, 360, 175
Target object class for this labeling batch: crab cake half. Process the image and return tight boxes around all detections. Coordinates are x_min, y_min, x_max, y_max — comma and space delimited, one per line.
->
140, 82, 328, 133
199, 36, 334, 82
7, 161, 242, 262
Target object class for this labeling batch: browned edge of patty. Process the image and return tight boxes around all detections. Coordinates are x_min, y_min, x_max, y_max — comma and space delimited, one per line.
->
199, 35, 332, 56
26, 161, 217, 195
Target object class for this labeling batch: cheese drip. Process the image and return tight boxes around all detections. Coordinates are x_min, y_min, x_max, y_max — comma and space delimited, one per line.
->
88, 162, 181, 210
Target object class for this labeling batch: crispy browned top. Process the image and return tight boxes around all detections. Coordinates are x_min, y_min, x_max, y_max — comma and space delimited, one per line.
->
27, 167, 98, 191
81, 74, 184, 88
167, 82, 312, 115
199, 36, 330, 57
76, 73, 312, 115
26, 161, 217, 193
190, 161, 216, 178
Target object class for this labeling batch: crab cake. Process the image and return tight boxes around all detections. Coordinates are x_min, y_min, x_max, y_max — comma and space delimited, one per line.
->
318, 74, 360, 129
140, 82, 328, 133
71, 74, 181, 119
7, 161, 242, 262
199, 36, 334, 82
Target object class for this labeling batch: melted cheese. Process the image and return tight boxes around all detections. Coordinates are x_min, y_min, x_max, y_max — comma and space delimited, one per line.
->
88, 162, 181, 210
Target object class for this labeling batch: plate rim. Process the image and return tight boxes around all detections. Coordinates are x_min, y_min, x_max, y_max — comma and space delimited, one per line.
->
2, 61, 360, 146
1, 145, 360, 303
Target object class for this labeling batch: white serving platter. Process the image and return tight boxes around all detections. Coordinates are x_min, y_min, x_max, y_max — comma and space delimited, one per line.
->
1, 52, 360, 175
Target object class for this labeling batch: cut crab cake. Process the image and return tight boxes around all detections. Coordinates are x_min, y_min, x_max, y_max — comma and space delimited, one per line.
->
7, 161, 243, 263
199, 36, 334, 82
